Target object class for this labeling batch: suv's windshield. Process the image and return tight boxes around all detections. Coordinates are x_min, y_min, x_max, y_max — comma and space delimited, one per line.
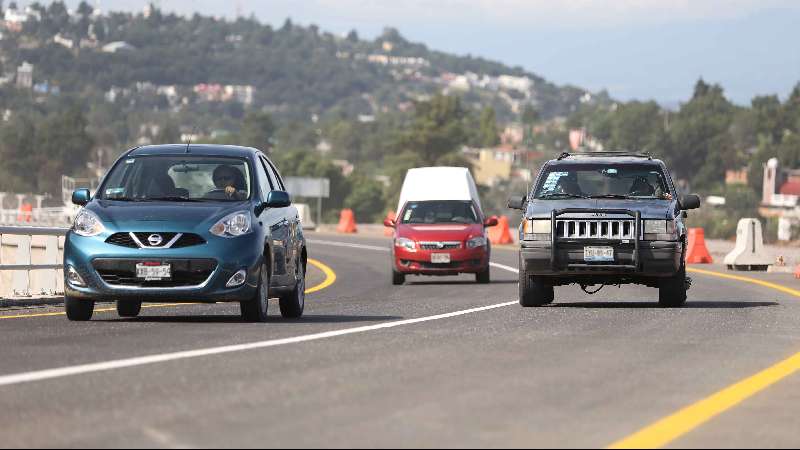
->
534, 163, 673, 200
400, 201, 479, 225
100, 156, 252, 202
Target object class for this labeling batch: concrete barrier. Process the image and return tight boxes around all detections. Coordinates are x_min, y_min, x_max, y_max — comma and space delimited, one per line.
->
0, 227, 67, 298
724, 219, 774, 271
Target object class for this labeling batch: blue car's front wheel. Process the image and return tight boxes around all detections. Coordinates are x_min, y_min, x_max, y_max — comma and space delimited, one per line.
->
66, 296, 94, 321
241, 264, 269, 322
279, 259, 305, 319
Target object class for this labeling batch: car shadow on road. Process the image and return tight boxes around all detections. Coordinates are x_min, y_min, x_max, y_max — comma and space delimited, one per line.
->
547, 301, 779, 309
96, 314, 403, 324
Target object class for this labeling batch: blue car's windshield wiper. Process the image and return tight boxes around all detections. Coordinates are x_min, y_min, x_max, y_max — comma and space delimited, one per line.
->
538, 193, 590, 199
147, 196, 207, 202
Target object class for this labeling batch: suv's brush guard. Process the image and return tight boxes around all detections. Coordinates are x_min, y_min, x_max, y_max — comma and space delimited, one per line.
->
550, 208, 641, 272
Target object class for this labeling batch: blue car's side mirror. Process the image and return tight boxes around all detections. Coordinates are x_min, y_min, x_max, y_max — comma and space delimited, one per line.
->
72, 189, 91, 206
265, 191, 291, 208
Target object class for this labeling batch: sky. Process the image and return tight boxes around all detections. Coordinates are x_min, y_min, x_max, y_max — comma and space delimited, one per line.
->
69, 0, 800, 105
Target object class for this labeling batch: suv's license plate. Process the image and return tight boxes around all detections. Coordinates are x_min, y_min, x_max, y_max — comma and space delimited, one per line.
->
136, 263, 171, 280
431, 253, 451, 264
584, 247, 614, 262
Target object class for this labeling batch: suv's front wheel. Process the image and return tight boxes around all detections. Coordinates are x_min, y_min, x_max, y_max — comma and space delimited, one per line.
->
659, 265, 688, 307
519, 260, 554, 307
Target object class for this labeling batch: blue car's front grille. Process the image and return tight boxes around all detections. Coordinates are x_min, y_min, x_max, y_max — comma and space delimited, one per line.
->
93, 258, 217, 288
106, 233, 138, 248
105, 233, 207, 249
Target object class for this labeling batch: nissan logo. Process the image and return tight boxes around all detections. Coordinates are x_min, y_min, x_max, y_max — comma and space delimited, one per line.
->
437, 242, 445, 249
147, 234, 164, 246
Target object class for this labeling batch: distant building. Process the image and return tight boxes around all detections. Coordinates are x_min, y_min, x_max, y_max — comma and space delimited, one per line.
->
725, 169, 749, 185
501, 124, 525, 147
102, 41, 136, 53
16, 62, 33, 89
53, 33, 75, 49
762, 158, 799, 209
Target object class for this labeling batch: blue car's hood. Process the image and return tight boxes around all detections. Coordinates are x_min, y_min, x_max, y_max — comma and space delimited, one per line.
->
526, 199, 676, 220
87, 200, 249, 232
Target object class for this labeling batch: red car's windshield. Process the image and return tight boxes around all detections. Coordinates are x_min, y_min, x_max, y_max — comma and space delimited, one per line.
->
400, 201, 479, 225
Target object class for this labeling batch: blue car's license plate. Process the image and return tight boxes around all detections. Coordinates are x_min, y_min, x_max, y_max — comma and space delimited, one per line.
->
136, 263, 172, 281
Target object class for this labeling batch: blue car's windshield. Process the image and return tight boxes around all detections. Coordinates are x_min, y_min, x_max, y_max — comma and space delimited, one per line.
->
534, 164, 673, 200
99, 156, 252, 202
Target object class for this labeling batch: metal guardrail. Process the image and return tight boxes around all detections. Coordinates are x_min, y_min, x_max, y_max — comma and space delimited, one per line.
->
0, 226, 68, 298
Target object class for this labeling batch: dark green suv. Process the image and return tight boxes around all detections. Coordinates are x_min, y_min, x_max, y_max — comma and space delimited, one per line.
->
508, 152, 701, 307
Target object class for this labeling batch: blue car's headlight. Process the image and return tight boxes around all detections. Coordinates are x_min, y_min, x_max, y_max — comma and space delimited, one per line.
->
210, 211, 252, 238
73, 209, 105, 237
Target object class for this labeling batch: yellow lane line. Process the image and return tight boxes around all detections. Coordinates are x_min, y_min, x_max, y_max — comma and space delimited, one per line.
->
687, 267, 800, 298
609, 267, 800, 449
305, 258, 337, 294
0, 258, 337, 320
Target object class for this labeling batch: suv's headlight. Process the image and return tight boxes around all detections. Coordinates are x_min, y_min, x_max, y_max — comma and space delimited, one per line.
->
395, 237, 416, 251
644, 220, 677, 240
467, 236, 487, 249
523, 219, 551, 241
72, 209, 105, 237
210, 211, 252, 238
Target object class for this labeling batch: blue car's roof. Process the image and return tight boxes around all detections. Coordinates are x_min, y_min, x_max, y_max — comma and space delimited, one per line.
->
128, 144, 262, 158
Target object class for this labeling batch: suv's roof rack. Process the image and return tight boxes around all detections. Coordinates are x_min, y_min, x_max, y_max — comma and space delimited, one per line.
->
557, 151, 653, 161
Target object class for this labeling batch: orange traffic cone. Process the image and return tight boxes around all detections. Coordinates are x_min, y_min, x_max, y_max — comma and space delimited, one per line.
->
384, 210, 396, 237
794, 265, 800, 280
685, 228, 713, 264
337, 209, 358, 234
17, 203, 33, 223
488, 216, 514, 245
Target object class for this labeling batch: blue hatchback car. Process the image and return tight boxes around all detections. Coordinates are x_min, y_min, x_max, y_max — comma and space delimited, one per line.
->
64, 144, 307, 322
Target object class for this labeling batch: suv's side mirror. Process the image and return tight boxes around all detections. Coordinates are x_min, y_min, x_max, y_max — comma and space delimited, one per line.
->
72, 188, 91, 206
508, 196, 526, 210
383, 218, 396, 228
484, 216, 499, 227
680, 194, 701, 210
265, 190, 291, 208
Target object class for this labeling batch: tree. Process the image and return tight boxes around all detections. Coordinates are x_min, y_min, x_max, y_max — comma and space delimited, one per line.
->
477, 106, 500, 147
668, 80, 736, 189
607, 101, 667, 153
344, 171, 385, 222
239, 112, 275, 150
398, 94, 468, 165
751, 95, 787, 144
34, 106, 95, 194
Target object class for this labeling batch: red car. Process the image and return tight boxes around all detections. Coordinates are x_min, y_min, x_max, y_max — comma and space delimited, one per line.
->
385, 200, 498, 285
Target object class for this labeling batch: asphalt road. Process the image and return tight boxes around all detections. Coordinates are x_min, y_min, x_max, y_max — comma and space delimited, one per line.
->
1, 232, 799, 448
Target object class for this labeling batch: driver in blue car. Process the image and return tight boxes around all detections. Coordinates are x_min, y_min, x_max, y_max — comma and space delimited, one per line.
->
212, 165, 247, 200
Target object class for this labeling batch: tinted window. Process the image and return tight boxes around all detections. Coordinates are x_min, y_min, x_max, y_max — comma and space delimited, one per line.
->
534, 163, 672, 200
255, 156, 273, 198
400, 201, 479, 225
100, 156, 252, 202
262, 157, 285, 191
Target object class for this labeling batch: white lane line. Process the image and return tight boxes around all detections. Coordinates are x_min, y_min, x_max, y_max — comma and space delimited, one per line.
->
307, 239, 390, 253
0, 301, 518, 388
0, 239, 521, 388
